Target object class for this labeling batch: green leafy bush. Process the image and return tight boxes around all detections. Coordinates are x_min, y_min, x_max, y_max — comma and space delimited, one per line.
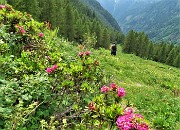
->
0, 4, 150, 130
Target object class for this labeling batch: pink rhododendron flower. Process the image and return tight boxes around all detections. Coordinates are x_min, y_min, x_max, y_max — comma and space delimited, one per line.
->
136, 123, 149, 130
101, 85, 110, 93
0, 5, 5, 9
116, 108, 149, 130
78, 52, 84, 57
46, 67, 52, 74
20, 28, 25, 34
51, 64, 58, 71
116, 114, 134, 130
46, 64, 58, 74
117, 87, 126, 97
39, 32, 44, 37
16, 25, 25, 34
85, 51, 91, 56
110, 82, 118, 90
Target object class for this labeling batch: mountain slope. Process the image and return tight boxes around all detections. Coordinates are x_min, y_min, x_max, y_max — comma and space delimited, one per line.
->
1, 3, 179, 130
5, 0, 124, 48
93, 46, 180, 129
80, 0, 121, 31
97, 0, 180, 43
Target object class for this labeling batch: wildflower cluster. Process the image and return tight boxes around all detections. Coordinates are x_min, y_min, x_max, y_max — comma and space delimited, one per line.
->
78, 51, 91, 57
46, 64, 58, 74
0, 5, 5, 9
88, 82, 148, 129
101, 82, 126, 98
39, 32, 44, 37
88, 102, 96, 111
116, 107, 149, 130
15, 25, 26, 34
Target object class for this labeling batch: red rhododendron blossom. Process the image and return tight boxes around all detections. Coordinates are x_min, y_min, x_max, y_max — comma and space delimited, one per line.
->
110, 82, 118, 90
78, 52, 84, 57
88, 102, 96, 111
39, 32, 44, 37
46, 64, 58, 74
85, 51, 91, 56
51, 64, 58, 71
101, 85, 110, 93
0, 5, 5, 9
117, 87, 126, 97
46, 68, 52, 74
16, 25, 25, 34
20, 28, 25, 34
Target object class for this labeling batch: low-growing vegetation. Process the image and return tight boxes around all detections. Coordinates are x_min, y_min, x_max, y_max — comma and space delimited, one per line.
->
0, 4, 179, 130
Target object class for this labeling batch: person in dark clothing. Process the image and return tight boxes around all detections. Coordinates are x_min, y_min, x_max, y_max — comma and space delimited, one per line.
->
111, 43, 117, 56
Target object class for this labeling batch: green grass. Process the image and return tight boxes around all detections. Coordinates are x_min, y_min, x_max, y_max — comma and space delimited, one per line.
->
89, 45, 180, 129
45, 39, 180, 129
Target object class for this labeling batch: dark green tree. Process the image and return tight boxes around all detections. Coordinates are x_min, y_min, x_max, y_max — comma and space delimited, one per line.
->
94, 22, 103, 48
65, 4, 75, 41
158, 42, 167, 63
102, 28, 110, 49
173, 54, 180, 67
147, 42, 154, 60
123, 30, 135, 53
166, 48, 175, 66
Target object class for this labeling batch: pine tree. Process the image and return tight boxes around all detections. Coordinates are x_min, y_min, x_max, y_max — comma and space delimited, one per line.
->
123, 30, 135, 53
39, 0, 51, 21
48, 0, 58, 28
166, 48, 175, 66
134, 34, 142, 56
165, 44, 174, 61
147, 42, 154, 60
7, 0, 40, 20
158, 42, 167, 63
26, 0, 40, 20
102, 28, 110, 49
94, 22, 103, 48
65, 4, 75, 41
173, 54, 180, 68
140, 34, 149, 58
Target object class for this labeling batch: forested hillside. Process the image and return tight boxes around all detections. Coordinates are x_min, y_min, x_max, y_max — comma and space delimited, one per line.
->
97, 0, 180, 44
123, 30, 180, 68
79, 0, 121, 31
0, 3, 180, 130
4, 0, 124, 49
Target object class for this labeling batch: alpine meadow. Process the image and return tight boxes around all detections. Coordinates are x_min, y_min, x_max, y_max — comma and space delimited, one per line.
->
0, 0, 180, 130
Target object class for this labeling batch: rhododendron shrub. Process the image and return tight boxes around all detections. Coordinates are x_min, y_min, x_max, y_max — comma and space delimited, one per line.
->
0, 4, 46, 57
0, 4, 150, 130
86, 82, 149, 129
116, 107, 149, 130
117, 87, 126, 97
101, 85, 110, 93
46, 64, 58, 74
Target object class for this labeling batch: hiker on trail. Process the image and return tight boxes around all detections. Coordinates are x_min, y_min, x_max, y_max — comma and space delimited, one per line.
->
111, 43, 117, 56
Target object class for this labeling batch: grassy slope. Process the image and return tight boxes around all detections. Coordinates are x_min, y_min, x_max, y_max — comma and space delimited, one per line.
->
56, 40, 179, 129
91, 45, 180, 129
